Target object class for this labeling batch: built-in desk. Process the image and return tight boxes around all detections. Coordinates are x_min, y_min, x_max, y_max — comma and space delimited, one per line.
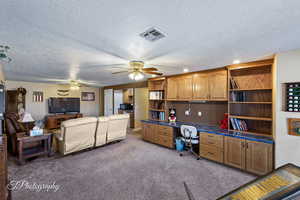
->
141, 120, 274, 175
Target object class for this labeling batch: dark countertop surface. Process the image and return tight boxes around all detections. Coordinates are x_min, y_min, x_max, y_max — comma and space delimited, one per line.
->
141, 120, 274, 144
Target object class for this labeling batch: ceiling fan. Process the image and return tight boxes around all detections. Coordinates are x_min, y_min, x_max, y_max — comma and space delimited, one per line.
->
111, 61, 163, 81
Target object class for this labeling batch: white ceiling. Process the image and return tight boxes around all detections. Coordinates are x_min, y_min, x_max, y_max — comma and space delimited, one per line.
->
1, 0, 300, 86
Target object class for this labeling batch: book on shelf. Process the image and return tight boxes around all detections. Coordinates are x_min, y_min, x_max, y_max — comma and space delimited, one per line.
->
150, 111, 165, 121
231, 91, 245, 102
149, 91, 164, 100
230, 118, 248, 131
230, 77, 239, 89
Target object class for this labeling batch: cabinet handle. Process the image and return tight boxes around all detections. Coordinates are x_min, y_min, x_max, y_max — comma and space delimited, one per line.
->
241, 142, 245, 148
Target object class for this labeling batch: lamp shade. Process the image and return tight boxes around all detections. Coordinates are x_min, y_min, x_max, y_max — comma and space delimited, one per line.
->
20, 112, 35, 123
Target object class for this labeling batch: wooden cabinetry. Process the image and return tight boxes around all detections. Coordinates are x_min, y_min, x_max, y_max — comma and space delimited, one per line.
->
192, 73, 209, 100
142, 123, 174, 148
228, 59, 274, 138
224, 137, 246, 169
167, 77, 178, 99
123, 88, 133, 104
148, 78, 167, 121
200, 133, 224, 163
246, 140, 273, 175
224, 137, 273, 175
0, 136, 10, 200
177, 75, 193, 100
46, 113, 83, 129
209, 70, 228, 100
142, 123, 157, 143
167, 69, 228, 101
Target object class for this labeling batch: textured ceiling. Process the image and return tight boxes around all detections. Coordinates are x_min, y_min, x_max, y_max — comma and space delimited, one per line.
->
1, 0, 300, 86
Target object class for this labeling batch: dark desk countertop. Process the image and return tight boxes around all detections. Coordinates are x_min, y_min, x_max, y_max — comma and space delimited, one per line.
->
141, 120, 274, 144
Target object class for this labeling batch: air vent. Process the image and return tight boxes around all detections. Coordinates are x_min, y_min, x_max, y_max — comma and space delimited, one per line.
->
140, 27, 165, 42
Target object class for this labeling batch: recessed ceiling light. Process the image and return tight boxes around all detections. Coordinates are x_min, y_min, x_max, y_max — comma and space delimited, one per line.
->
183, 68, 189, 73
151, 74, 157, 77
233, 60, 240, 64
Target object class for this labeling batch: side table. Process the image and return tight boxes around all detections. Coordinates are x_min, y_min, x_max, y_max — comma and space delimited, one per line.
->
17, 133, 52, 165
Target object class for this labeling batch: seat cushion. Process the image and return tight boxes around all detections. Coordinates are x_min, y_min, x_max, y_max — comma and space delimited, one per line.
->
180, 137, 199, 144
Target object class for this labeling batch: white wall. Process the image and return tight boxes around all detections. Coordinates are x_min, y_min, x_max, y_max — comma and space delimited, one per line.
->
134, 88, 148, 130
5, 80, 100, 120
275, 49, 300, 167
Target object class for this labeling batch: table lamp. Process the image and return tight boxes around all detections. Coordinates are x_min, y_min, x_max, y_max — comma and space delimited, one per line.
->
20, 112, 35, 123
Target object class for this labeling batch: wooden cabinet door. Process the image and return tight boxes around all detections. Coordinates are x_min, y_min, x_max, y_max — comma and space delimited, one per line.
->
192, 73, 209, 100
177, 75, 193, 99
142, 123, 157, 143
148, 124, 157, 143
142, 123, 149, 141
246, 141, 273, 175
224, 137, 245, 169
167, 77, 178, 99
209, 70, 228, 100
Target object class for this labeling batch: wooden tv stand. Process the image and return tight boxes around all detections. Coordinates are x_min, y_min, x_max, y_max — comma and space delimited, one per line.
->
46, 113, 83, 129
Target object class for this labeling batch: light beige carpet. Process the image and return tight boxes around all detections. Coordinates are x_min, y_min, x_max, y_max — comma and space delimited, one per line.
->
8, 134, 254, 200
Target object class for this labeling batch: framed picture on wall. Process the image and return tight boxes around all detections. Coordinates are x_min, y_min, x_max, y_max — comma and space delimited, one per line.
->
81, 92, 95, 101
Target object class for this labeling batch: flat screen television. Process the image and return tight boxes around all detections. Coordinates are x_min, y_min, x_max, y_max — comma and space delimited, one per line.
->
48, 98, 80, 114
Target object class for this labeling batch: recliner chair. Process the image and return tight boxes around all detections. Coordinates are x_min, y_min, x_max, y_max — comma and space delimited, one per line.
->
56, 117, 98, 155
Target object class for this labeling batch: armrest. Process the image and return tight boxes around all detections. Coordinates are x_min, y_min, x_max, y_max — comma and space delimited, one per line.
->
55, 131, 63, 141
16, 132, 27, 138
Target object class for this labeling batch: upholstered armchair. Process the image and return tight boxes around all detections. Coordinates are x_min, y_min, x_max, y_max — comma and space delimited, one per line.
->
4, 113, 27, 154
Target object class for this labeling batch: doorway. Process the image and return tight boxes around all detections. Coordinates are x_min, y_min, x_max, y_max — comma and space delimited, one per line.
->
104, 89, 113, 116
113, 90, 123, 114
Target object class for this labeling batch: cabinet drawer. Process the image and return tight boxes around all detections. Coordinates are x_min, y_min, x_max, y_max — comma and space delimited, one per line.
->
200, 144, 223, 163
200, 133, 223, 148
157, 135, 174, 148
157, 125, 173, 132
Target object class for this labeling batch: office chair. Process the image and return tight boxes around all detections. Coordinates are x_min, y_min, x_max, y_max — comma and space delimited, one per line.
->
179, 125, 201, 160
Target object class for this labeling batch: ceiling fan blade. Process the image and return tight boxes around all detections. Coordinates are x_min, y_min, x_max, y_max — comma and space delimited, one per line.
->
83, 63, 127, 69
141, 67, 158, 71
112, 70, 129, 74
147, 64, 176, 68
145, 71, 163, 75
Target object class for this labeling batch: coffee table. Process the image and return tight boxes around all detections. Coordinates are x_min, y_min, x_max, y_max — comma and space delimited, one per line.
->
17, 133, 52, 165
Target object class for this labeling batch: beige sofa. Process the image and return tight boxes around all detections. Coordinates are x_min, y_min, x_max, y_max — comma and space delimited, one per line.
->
56, 117, 98, 155
56, 114, 129, 155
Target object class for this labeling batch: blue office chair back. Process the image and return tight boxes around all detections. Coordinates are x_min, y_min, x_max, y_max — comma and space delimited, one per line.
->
180, 125, 197, 138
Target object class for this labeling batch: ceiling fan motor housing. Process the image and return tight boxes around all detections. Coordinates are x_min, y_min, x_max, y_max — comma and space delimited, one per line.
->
129, 61, 144, 70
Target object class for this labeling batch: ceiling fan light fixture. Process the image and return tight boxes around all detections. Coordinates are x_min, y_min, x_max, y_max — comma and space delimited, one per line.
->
70, 80, 80, 90
70, 85, 80, 90
128, 71, 144, 81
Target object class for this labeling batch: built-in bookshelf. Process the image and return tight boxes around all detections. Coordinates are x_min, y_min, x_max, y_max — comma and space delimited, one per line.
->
148, 78, 167, 121
227, 59, 274, 138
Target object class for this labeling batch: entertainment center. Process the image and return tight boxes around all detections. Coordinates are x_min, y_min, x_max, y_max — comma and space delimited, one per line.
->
46, 97, 82, 129
46, 113, 83, 129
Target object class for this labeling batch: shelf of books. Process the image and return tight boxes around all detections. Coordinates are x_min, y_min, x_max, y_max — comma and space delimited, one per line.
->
227, 59, 274, 138
148, 77, 167, 122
